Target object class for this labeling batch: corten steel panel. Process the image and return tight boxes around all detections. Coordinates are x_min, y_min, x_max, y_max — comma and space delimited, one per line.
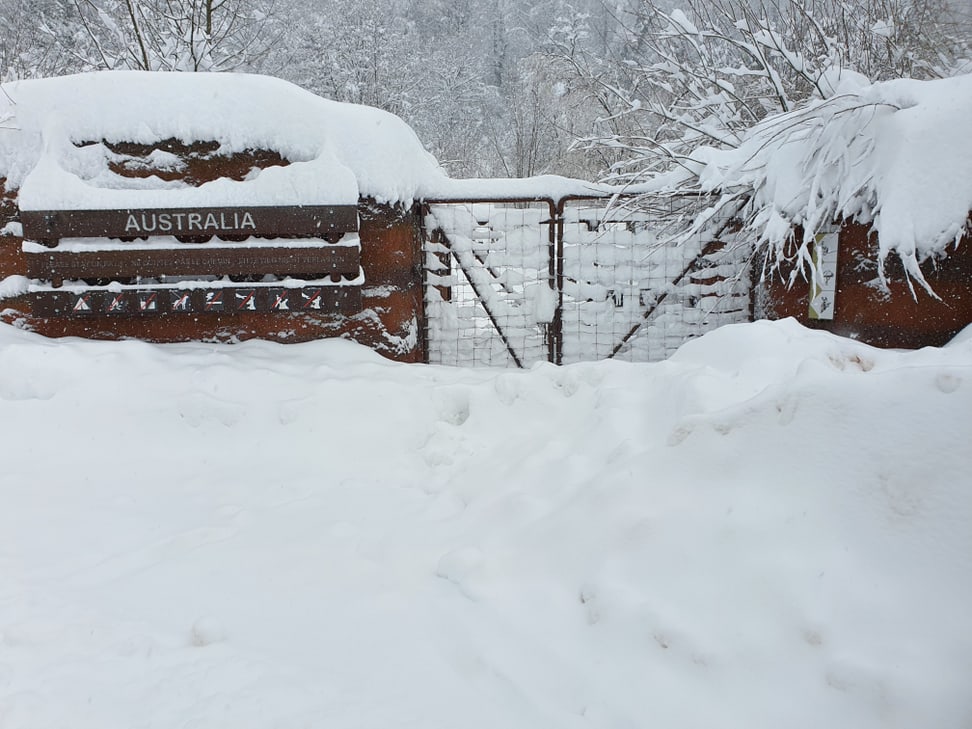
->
2, 200, 426, 363
0, 237, 26, 279
25, 246, 359, 282
358, 200, 426, 363
98, 141, 290, 186
21, 205, 359, 240
755, 220, 972, 348
30, 286, 361, 318
1, 300, 366, 344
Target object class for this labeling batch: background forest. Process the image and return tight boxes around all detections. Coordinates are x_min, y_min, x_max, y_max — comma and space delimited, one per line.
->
1, 0, 969, 181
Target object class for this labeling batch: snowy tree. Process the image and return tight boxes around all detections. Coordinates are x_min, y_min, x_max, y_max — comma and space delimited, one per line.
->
56, 0, 280, 72
276, 0, 524, 177
0, 0, 91, 79
548, 0, 971, 183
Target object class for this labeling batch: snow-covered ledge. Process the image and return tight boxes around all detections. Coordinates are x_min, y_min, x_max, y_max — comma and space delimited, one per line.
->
680, 71, 972, 286
0, 71, 445, 208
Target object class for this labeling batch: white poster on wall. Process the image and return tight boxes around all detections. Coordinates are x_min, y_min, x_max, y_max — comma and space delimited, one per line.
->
809, 229, 839, 320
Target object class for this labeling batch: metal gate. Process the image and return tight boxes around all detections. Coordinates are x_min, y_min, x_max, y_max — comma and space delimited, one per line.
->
422, 194, 751, 367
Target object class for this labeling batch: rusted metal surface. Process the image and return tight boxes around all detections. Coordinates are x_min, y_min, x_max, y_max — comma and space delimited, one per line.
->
25, 245, 359, 283
0, 237, 25, 276
357, 200, 427, 363
1, 199, 425, 362
21, 205, 358, 240
755, 220, 972, 348
30, 286, 361, 318
93, 139, 290, 185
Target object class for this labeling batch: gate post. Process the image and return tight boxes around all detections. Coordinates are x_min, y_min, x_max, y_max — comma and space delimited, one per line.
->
356, 199, 427, 363
547, 200, 565, 365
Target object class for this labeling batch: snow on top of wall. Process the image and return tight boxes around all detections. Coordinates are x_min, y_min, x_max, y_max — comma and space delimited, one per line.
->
687, 72, 972, 275
419, 174, 635, 202
0, 71, 448, 209
0, 71, 651, 212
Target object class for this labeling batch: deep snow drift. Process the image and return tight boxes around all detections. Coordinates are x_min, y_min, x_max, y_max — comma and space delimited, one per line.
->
0, 319, 969, 729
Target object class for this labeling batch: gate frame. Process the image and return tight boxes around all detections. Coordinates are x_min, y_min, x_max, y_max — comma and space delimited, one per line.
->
420, 192, 748, 367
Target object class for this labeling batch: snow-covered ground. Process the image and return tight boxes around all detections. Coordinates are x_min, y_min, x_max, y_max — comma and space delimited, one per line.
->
0, 318, 969, 729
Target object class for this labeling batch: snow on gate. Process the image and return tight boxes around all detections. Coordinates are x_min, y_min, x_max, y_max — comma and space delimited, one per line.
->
422, 195, 752, 367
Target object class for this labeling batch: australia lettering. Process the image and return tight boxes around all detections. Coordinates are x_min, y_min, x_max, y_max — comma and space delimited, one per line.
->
124, 211, 258, 234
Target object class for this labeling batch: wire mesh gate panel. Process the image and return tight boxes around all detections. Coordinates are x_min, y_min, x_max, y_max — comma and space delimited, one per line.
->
423, 196, 751, 367
424, 202, 554, 367
559, 198, 751, 363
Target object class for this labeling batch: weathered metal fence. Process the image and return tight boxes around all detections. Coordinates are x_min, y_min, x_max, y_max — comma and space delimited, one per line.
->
421, 194, 752, 367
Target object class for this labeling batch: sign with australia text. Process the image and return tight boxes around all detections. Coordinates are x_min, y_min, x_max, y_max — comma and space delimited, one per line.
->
20, 205, 358, 240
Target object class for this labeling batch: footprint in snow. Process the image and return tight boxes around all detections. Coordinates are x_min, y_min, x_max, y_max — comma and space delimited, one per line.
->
0, 379, 56, 401
667, 424, 693, 445
775, 395, 799, 425
432, 388, 470, 426
190, 617, 227, 647
934, 372, 961, 394
436, 546, 484, 599
176, 394, 246, 428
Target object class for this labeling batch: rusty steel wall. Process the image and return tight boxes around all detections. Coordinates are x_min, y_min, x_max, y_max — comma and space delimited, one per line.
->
0, 137, 428, 362
0, 200, 424, 361
754, 220, 972, 349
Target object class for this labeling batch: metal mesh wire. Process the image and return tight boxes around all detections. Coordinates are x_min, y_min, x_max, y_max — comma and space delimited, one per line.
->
560, 198, 751, 363
424, 202, 553, 367
424, 196, 751, 367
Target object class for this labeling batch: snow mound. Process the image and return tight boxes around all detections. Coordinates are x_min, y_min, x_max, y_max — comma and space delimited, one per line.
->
815, 66, 871, 98
0, 319, 970, 728
0, 71, 448, 208
0, 72, 673, 210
